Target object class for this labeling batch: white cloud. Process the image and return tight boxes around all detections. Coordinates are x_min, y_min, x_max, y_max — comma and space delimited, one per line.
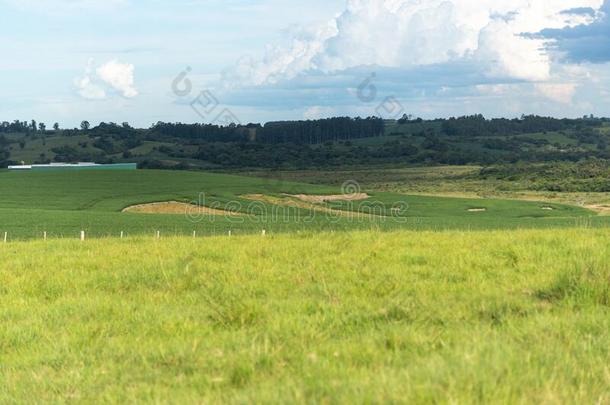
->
475, 19, 551, 81
224, 22, 338, 87
96, 60, 138, 98
74, 76, 107, 100
74, 59, 138, 100
224, 0, 604, 86
74, 59, 106, 100
214, 0, 610, 118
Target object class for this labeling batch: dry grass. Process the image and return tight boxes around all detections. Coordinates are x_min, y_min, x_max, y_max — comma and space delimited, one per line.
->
285, 193, 370, 203
585, 204, 610, 215
242, 194, 382, 218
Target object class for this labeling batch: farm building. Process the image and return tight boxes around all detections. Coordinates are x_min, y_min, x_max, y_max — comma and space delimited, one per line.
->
8, 162, 137, 172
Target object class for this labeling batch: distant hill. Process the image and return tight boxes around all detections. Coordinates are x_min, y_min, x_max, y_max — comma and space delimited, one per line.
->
1, 115, 609, 170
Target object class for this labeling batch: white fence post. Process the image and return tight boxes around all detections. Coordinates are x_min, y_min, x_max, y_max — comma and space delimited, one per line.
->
228, 230, 232, 237
156, 230, 160, 239
193, 230, 196, 238
262, 229, 266, 236
43, 231, 47, 241
3, 232, 7, 243
120, 231, 124, 239
80, 231, 85, 241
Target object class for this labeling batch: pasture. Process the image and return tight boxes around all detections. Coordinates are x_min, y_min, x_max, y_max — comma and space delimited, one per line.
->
0, 169, 603, 240
0, 229, 608, 402
0, 169, 608, 403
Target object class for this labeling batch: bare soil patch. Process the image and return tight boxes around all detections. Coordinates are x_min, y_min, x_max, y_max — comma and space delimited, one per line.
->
285, 193, 370, 204
585, 204, 610, 215
242, 194, 383, 218
122, 201, 245, 216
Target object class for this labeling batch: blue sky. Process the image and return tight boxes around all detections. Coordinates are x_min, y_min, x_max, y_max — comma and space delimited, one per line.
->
1, 0, 610, 127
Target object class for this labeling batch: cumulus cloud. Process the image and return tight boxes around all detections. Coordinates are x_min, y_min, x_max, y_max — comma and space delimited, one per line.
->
96, 61, 138, 98
74, 59, 106, 100
224, 0, 604, 87
215, 0, 610, 119
74, 59, 138, 100
224, 22, 338, 87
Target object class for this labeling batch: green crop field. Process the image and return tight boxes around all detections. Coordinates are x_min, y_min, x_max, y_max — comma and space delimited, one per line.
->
0, 229, 608, 403
0, 169, 605, 240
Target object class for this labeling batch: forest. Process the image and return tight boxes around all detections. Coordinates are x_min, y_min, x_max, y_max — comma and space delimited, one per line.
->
1, 115, 609, 170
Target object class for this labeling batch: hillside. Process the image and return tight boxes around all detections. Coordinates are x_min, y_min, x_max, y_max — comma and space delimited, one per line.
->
2, 116, 610, 170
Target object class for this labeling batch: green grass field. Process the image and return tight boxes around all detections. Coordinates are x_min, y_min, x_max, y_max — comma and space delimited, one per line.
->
1, 168, 609, 403
1, 229, 608, 403
0, 169, 604, 240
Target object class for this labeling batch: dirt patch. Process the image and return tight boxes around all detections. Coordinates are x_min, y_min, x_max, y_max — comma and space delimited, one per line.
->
285, 193, 370, 204
242, 194, 383, 218
467, 208, 487, 212
585, 204, 610, 215
122, 201, 245, 216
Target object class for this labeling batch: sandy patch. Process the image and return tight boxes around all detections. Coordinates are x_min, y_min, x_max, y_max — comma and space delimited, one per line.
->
585, 204, 610, 215
285, 193, 370, 204
541, 207, 555, 211
242, 194, 383, 218
468, 208, 487, 212
122, 201, 245, 216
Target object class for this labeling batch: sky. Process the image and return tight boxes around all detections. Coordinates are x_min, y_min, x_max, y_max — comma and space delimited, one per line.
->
1, 0, 610, 128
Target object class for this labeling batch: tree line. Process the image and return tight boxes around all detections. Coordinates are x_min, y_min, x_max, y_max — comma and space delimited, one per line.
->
1, 120, 60, 133
440, 114, 604, 137
149, 117, 385, 145
2, 114, 609, 170
3, 115, 607, 143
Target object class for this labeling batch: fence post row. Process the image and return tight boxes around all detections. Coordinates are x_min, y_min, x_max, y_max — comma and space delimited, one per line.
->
3, 229, 273, 242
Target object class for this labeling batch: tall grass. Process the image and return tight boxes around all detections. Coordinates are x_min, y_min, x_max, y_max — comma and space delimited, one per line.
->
0, 229, 608, 403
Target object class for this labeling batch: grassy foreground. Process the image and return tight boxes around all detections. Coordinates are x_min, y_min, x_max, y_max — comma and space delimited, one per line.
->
1, 229, 609, 403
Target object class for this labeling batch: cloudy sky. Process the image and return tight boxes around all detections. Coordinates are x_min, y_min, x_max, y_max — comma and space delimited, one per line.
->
1, 0, 610, 127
